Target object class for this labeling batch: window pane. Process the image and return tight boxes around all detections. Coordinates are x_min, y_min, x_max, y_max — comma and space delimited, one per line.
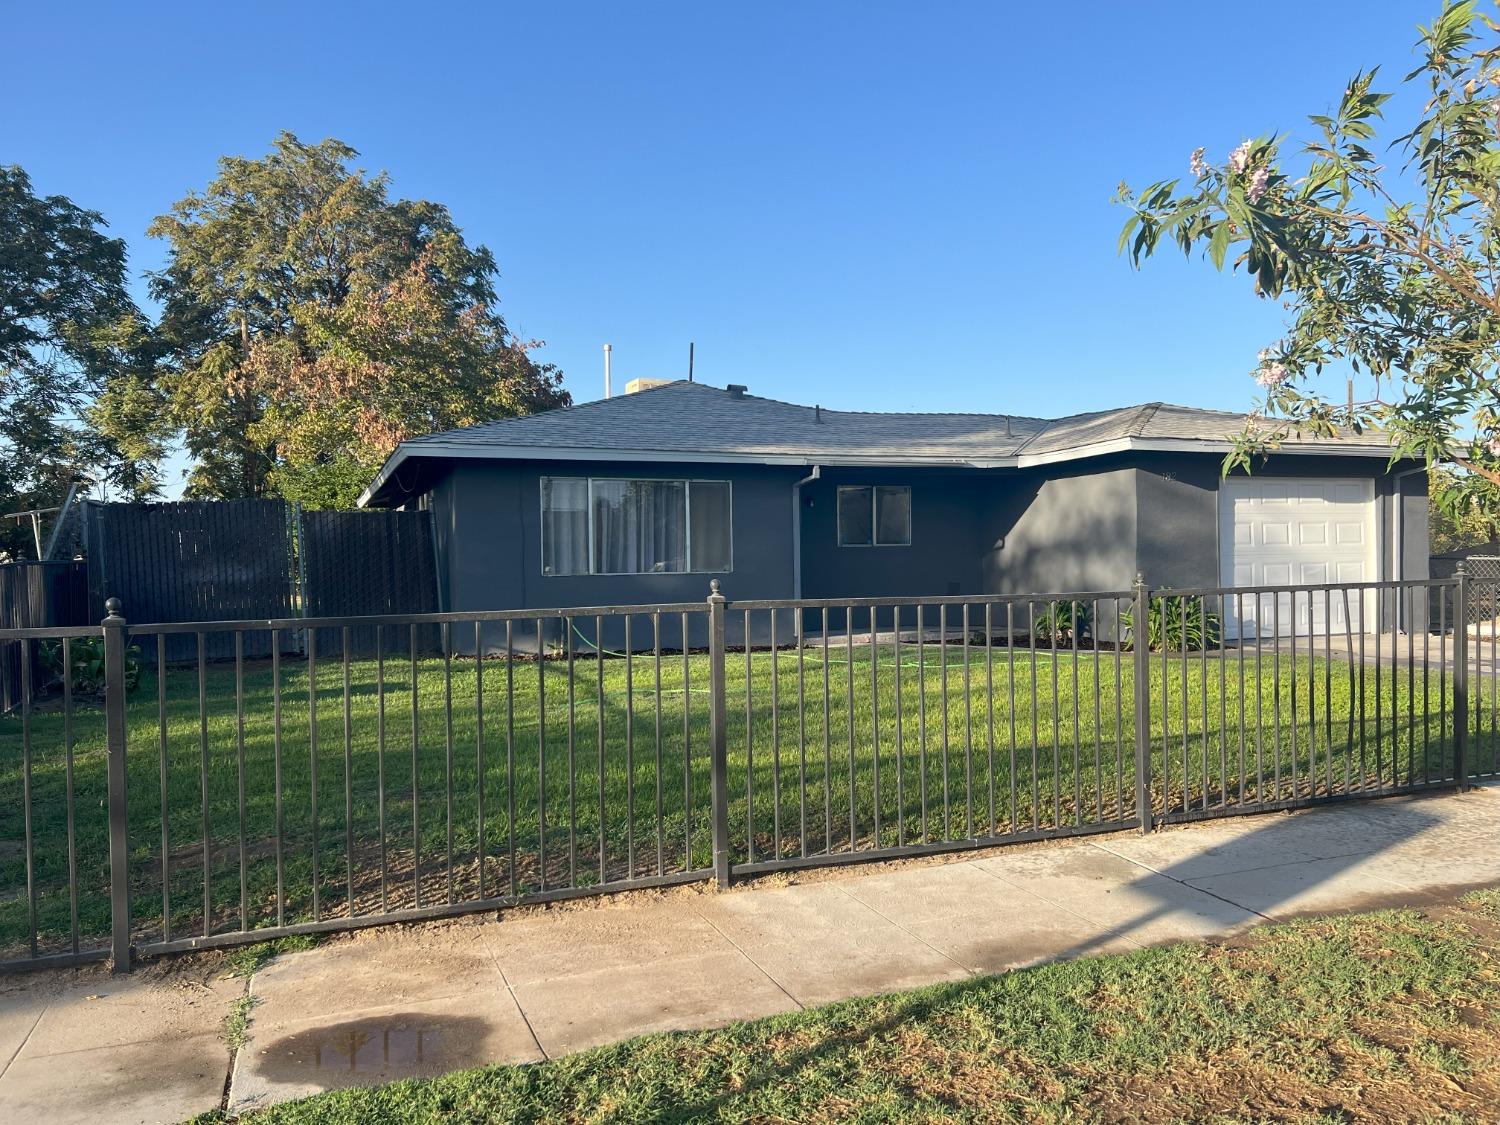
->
875, 486, 911, 545
689, 481, 732, 571
541, 478, 590, 575
838, 486, 873, 546
592, 479, 688, 574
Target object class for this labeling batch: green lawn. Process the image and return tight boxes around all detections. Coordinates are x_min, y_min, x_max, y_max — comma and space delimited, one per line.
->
0, 639, 1484, 958
199, 891, 1500, 1123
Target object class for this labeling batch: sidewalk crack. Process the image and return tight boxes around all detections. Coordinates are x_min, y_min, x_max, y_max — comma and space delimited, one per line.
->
481, 935, 549, 1061
1087, 841, 1276, 920
0, 1005, 46, 1081
833, 885, 974, 977
690, 904, 805, 1011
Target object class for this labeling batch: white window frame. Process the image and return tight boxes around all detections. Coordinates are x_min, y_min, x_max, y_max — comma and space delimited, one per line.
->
540, 476, 734, 576
836, 485, 912, 547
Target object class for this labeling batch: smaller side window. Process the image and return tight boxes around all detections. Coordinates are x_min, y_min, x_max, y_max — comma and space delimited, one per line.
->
837, 485, 910, 546
875, 486, 911, 545
837, 486, 873, 546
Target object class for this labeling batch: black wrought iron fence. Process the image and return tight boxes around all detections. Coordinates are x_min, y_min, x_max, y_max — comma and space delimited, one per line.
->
1, 570, 1493, 973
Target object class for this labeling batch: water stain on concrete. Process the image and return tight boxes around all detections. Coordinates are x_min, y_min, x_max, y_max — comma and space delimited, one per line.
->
257, 1013, 490, 1085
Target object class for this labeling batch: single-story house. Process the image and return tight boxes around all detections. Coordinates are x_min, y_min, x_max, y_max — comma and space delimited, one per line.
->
359, 381, 1428, 642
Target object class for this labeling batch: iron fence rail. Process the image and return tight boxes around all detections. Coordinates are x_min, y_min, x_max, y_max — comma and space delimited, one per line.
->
0, 571, 1492, 973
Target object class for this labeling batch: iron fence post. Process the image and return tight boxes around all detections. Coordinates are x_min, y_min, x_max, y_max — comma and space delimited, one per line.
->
103, 597, 131, 972
1454, 563, 1469, 788
707, 580, 732, 887
1131, 574, 1153, 834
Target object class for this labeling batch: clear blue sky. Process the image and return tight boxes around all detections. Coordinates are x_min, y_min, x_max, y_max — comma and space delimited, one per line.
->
5, 0, 1434, 493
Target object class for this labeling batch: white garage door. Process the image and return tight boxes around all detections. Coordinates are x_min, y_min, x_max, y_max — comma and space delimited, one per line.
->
1219, 478, 1375, 637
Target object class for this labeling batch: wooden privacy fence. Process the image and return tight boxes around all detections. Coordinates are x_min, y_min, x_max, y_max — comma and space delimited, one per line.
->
299, 509, 440, 654
0, 561, 89, 710
78, 500, 440, 661
84, 500, 296, 661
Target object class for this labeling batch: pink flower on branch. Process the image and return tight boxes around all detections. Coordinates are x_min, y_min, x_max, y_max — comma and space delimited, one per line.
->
1247, 166, 1270, 202
1229, 140, 1252, 174
1254, 361, 1290, 387
1190, 147, 1208, 177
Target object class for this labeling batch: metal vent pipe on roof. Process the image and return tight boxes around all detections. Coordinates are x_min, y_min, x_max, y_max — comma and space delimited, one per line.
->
603, 343, 613, 398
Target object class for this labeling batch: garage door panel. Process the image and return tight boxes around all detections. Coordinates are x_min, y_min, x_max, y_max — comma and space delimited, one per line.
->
1221, 478, 1374, 638
1335, 560, 1364, 583
1299, 561, 1329, 584
1262, 562, 1293, 584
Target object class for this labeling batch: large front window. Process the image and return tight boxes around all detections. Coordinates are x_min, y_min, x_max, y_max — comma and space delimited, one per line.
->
541, 477, 732, 575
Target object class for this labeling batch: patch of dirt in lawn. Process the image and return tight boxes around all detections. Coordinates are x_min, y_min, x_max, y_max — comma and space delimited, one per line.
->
1089, 899, 1500, 1122
1096, 1043, 1500, 1123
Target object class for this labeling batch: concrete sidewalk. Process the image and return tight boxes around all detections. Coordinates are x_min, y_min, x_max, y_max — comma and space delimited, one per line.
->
3, 788, 1496, 1123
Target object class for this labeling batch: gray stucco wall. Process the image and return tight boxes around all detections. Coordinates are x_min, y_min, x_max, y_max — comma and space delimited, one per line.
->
797, 469, 989, 601
981, 460, 1139, 596
405, 448, 1430, 644
427, 459, 800, 650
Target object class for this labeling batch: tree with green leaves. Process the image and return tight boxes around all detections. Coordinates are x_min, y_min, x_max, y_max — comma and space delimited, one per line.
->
1117, 1, 1500, 523
119, 132, 568, 505
0, 165, 153, 556
1429, 464, 1500, 550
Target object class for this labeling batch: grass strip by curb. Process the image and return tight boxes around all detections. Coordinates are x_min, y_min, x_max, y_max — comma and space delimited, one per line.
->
195, 890, 1500, 1124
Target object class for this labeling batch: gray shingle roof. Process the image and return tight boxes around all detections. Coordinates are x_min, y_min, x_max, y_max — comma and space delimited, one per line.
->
403, 381, 1393, 459
363, 382, 1396, 504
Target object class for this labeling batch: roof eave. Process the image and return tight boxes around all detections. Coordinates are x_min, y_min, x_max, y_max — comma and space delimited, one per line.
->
359, 435, 1403, 507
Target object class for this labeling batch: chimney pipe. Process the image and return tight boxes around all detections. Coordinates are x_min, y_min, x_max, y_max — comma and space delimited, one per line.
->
688, 341, 695, 382
603, 343, 613, 399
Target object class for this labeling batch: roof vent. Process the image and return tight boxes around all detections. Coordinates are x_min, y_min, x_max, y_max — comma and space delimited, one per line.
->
726, 384, 748, 399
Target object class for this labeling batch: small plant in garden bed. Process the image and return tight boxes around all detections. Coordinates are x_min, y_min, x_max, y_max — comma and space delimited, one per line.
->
1123, 592, 1222, 652
38, 636, 143, 697
1031, 601, 1091, 647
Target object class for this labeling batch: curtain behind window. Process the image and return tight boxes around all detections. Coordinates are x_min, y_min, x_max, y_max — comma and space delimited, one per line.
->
541, 478, 590, 575
593, 479, 688, 573
689, 481, 731, 571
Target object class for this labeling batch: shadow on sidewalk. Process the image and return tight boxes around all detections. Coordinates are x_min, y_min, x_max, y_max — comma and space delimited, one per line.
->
1046, 796, 1446, 963
662, 795, 1464, 1121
